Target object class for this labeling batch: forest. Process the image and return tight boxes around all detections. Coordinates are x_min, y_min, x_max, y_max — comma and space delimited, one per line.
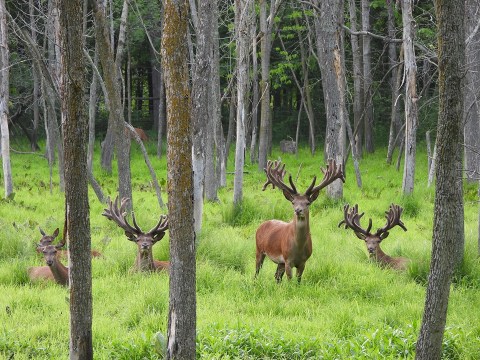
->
0, 0, 479, 359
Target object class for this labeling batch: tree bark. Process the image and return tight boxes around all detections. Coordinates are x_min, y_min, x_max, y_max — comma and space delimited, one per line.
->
401, 0, 418, 195
162, 1, 196, 358
362, 0, 374, 153
0, 0, 12, 198
416, 0, 465, 358
59, 0, 93, 358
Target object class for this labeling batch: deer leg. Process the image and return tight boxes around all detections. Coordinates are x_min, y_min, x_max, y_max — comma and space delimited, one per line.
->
274, 263, 285, 283
296, 263, 306, 284
285, 262, 293, 280
255, 253, 266, 278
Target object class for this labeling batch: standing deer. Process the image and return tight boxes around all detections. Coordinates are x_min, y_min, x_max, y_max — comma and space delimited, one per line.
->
28, 238, 69, 286
102, 196, 170, 272
36, 227, 103, 258
256, 159, 345, 283
338, 204, 409, 270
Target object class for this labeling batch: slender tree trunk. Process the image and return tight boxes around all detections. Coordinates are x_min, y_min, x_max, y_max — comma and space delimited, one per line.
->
250, 8, 259, 164
362, 0, 374, 153
233, 0, 251, 205
162, 1, 196, 358
59, 0, 93, 358
0, 0, 12, 198
87, 44, 99, 172
416, 0, 465, 357
401, 0, 418, 195
29, 0, 40, 152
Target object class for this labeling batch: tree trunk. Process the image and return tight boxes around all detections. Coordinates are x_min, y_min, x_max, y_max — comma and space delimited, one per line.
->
29, 0, 40, 152
87, 44, 99, 172
401, 0, 418, 195
59, 0, 93, 358
250, 9, 259, 164
233, 0, 251, 205
362, 0, 374, 153
162, 1, 196, 358
314, 0, 346, 199
416, 0, 465, 358
463, 0, 480, 182
0, 0, 12, 199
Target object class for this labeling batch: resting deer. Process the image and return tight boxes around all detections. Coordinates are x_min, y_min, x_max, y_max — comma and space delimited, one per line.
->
28, 238, 69, 286
255, 159, 345, 283
102, 196, 170, 272
36, 227, 102, 258
338, 204, 409, 270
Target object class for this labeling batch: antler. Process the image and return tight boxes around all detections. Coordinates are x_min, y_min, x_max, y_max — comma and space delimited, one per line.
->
102, 196, 142, 238
147, 215, 169, 242
305, 159, 345, 197
338, 204, 372, 239
375, 204, 407, 237
262, 160, 298, 199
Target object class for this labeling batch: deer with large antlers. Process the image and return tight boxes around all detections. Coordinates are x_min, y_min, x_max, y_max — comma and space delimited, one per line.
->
338, 204, 409, 270
28, 236, 69, 286
102, 196, 170, 272
255, 159, 345, 283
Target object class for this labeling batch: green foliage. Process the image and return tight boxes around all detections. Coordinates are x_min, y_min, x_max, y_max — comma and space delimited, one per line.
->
1, 143, 480, 359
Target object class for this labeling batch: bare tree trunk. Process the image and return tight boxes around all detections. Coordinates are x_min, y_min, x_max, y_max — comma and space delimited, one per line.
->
233, 0, 252, 205
401, 0, 418, 195
313, 0, 346, 199
387, 45, 404, 164
250, 8, 259, 164
348, 0, 363, 158
225, 91, 236, 162
362, 0, 374, 153
0, 0, 12, 198
87, 44, 99, 172
59, 0, 93, 358
162, 1, 196, 358
416, 0, 465, 357
29, 0, 40, 152
386, 0, 402, 165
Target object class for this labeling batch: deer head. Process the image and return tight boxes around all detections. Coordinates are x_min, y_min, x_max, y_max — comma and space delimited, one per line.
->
36, 227, 60, 252
338, 204, 407, 254
263, 159, 345, 218
102, 196, 168, 267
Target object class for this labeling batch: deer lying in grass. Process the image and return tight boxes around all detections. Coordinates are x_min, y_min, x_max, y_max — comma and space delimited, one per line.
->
255, 159, 345, 283
102, 196, 170, 272
28, 238, 69, 286
338, 204, 409, 270
36, 227, 102, 258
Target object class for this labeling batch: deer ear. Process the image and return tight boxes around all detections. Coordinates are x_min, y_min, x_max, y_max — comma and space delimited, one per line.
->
308, 191, 320, 203
125, 231, 137, 241
53, 228, 60, 238
152, 233, 166, 243
354, 231, 366, 240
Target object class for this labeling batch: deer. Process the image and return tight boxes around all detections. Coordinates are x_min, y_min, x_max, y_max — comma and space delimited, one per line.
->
338, 203, 409, 270
255, 159, 345, 283
125, 126, 149, 142
36, 227, 102, 258
102, 196, 170, 272
28, 237, 69, 286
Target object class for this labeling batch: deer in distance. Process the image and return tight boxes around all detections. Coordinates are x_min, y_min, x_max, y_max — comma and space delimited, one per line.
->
338, 203, 409, 270
36, 227, 102, 258
255, 159, 345, 283
102, 196, 170, 273
28, 235, 69, 286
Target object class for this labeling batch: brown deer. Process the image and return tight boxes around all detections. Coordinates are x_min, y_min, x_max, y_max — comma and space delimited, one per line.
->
102, 196, 170, 272
256, 159, 345, 283
125, 126, 149, 142
36, 227, 102, 258
338, 204, 409, 270
28, 238, 69, 286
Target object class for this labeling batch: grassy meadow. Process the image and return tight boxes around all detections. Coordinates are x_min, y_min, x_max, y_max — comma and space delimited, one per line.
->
1, 140, 480, 359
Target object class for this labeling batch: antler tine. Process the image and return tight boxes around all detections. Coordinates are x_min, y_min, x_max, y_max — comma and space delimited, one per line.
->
102, 196, 141, 235
338, 204, 372, 236
147, 215, 169, 236
376, 204, 407, 235
263, 160, 297, 195
307, 159, 345, 196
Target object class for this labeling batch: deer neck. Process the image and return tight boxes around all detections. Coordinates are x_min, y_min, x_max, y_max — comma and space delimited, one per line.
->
293, 212, 310, 245
371, 246, 395, 266
136, 251, 156, 272
49, 258, 69, 286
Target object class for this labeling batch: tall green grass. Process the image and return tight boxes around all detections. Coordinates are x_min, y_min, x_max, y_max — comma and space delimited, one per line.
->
1, 141, 479, 359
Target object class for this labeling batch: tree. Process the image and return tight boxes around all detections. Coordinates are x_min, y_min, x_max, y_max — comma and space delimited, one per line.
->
58, 0, 93, 358
161, 0, 196, 358
233, 0, 252, 205
361, 0, 374, 153
0, 0, 13, 199
415, 0, 465, 358
401, 0, 419, 195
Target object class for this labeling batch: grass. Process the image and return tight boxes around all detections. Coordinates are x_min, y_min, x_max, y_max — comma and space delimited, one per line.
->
1, 140, 480, 359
